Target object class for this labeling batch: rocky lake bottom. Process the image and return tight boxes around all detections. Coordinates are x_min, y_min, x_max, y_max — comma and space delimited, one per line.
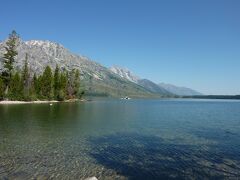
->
0, 99, 240, 179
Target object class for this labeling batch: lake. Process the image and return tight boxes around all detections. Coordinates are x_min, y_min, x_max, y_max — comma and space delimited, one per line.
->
0, 99, 240, 179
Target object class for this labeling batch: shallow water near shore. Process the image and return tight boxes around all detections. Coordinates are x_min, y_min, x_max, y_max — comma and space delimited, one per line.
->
0, 99, 240, 179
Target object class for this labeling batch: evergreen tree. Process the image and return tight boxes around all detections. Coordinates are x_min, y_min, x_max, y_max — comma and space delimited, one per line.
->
2, 30, 19, 95
73, 69, 80, 98
67, 69, 75, 98
29, 73, 37, 100
8, 72, 23, 100
41, 66, 53, 100
0, 76, 4, 100
58, 71, 68, 101
33, 73, 37, 87
34, 74, 41, 99
53, 65, 60, 99
22, 53, 30, 100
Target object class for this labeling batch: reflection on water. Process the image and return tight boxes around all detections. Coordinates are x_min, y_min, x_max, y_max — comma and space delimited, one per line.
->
0, 99, 240, 179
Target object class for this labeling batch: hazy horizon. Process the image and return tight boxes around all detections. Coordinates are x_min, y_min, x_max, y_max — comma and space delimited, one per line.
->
1, 0, 239, 95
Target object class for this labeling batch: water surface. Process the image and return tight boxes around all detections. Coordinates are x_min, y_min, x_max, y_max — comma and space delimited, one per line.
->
0, 99, 240, 179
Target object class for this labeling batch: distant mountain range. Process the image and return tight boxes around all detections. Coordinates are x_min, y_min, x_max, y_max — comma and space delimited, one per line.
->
0, 39, 202, 97
109, 66, 202, 96
158, 83, 202, 96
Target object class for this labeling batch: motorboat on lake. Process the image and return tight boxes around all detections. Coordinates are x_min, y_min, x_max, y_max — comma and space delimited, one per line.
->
121, 96, 131, 100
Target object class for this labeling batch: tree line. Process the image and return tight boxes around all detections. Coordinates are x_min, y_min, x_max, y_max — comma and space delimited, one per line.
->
0, 31, 83, 101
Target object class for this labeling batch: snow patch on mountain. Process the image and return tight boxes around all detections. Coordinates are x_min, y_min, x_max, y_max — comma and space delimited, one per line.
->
109, 66, 140, 83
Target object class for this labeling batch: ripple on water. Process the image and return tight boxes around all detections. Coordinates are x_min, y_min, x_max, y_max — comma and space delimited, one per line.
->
0, 100, 240, 179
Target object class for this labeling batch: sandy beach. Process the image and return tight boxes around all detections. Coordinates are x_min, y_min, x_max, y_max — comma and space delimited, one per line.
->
0, 100, 59, 104
0, 99, 85, 105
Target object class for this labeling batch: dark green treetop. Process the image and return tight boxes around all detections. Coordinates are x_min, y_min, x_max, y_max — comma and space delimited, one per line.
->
2, 30, 19, 94
41, 66, 53, 100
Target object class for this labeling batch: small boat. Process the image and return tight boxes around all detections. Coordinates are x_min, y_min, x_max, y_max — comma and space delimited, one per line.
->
121, 96, 131, 100
49, 103, 53, 106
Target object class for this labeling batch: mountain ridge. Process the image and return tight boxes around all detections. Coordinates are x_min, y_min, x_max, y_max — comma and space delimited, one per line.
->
109, 66, 201, 96
158, 83, 202, 96
109, 66, 140, 83
0, 38, 201, 97
0, 39, 163, 98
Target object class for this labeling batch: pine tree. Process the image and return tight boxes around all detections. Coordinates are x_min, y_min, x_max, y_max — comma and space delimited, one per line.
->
22, 53, 30, 100
0, 76, 4, 100
2, 30, 19, 96
67, 69, 75, 98
73, 69, 80, 98
36, 75, 43, 99
33, 73, 37, 88
53, 65, 60, 100
58, 71, 68, 101
8, 72, 23, 100
29, 73, 37, 100
42, 66, 53, 100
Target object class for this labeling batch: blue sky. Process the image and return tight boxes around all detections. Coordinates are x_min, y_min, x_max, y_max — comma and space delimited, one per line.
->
1, 0, 240, 95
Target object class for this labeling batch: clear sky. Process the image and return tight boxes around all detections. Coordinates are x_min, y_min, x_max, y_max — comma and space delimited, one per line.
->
1, 0, 240, 95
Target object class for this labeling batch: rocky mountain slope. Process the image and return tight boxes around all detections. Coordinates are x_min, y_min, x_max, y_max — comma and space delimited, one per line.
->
0, 38, 201, 97
158, 83, 202, 96
109, 66, 173, 96
137, 79, 174, 96
0, 39, 162, 98
109, 66, 202, 96
109, 66, 140, 83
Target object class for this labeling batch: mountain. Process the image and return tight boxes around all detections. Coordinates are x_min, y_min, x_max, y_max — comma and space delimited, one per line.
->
158, 83, 202, 96
0, 38, 200, 97
0, 39, 161, 98
109, 66, 140, 83
109, 66, 202, 96
109, 66, 173, 96
137, 79, 173, 96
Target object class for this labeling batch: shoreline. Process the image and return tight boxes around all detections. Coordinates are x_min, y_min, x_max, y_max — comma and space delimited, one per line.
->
0, 99, 85, 105
0, 100, 59, 104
